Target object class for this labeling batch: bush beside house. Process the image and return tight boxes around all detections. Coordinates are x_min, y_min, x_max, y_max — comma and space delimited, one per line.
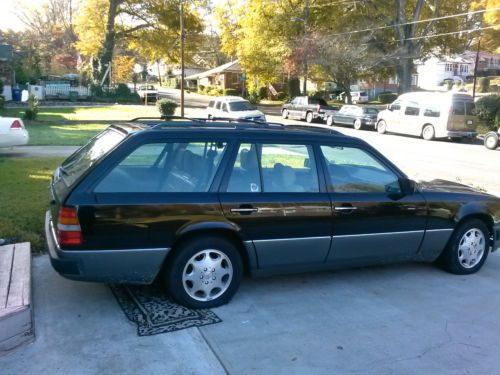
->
475, 95, 500, 131
156, 98, 178, 117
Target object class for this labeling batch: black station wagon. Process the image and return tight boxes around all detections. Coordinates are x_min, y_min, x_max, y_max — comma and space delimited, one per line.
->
45, 118, 500, 308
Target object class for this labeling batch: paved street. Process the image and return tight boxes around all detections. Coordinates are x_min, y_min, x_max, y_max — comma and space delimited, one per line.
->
3, 252, 500, 374
160, 89, 500, 196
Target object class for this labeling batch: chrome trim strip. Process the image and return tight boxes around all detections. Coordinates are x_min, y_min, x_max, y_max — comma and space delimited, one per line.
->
332, 230, 424, 238
253, 236, 331, 243
425, 228, 454, 233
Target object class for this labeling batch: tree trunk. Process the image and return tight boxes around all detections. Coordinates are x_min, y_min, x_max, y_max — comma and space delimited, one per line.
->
396, 54, 414, 94
98, 0, 120, 86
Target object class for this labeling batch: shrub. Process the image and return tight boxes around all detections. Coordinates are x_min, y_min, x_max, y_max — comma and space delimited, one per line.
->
198, 85, 205, 94
156, 98, 178, 117
277, 91, 287, 101
208, 87, 223, 96
23, 94, 39, 120
258, 86, 268, 100
444, 79, 454, 91
479, 77, 490, 93
0, 95, 4, 109
246, 90, 260, 104
0, 79, 4, 95
115, 83, 132, 97
475, 95, 500, 131
224, 88, 239, 96
378, 92, 397, 104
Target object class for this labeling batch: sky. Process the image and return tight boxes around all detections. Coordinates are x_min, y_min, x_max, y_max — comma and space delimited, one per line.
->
0, 0, 28, 31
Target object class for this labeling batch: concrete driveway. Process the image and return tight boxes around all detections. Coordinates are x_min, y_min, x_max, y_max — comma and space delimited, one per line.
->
2, 253, 500, 374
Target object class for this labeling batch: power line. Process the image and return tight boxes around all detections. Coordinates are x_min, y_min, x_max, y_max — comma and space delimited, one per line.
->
314, 8, 499, 37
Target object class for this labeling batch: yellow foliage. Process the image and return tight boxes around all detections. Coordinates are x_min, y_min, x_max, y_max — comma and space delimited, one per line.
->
112, 55, 135, 83
74, 0, 108, 57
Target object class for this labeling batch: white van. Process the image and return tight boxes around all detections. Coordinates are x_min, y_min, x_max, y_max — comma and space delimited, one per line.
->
349, 91, 369, 104
376, 92, 477, 141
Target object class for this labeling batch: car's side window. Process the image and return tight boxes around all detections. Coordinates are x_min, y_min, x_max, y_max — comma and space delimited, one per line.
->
226, 143, 319, 193
95, 141, 227, 193
320, 145, 401, 194
215, 101, 222, 110
390, 101, 401, 111
222, 103, 228, 112
452, 101, 465, 115
226, 144, 261, 192
260, 144, 319, 192
404, 103, 420, 116
208, 100, 215, 108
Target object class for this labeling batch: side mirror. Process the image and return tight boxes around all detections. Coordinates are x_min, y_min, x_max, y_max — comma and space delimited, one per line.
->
399, 177, 415, 195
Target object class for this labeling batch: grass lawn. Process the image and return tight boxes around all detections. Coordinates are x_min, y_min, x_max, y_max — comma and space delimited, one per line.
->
0, 104, 159, 121
0, 105, 161, 146
26, 123, 107, 145
0, 157, 63, 251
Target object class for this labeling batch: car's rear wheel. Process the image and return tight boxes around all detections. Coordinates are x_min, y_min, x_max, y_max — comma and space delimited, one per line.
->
353, 119, 363, 130
282, 109, 289, 119
422, 124, 435, 141
306, 112, 314, 123
439, 219, 490, 275
326, 116, 334, 126
165, 236, 243, 309
484, 132, 498, 150
377, 120, 387, 134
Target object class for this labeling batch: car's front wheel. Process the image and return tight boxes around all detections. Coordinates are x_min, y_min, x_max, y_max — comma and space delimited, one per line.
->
282, 109, 289, 119
165, 236, 243, 309
422, 124, 435, 141
439, 219, 490, 275
326, 116, 334, 126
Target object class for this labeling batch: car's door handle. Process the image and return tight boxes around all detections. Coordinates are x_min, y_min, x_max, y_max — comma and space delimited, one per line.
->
334, 206, 358, 211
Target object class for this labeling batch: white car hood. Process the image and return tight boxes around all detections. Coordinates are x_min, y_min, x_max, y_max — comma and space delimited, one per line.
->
229, 109, 265, 119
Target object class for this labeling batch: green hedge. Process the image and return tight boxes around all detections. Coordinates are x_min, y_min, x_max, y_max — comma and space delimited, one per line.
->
378, 92, 397, 104
0, 95, 4, 110
224, 88, 239, 96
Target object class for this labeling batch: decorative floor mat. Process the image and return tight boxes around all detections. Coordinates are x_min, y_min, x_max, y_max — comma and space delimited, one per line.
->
110, 284, 222, 336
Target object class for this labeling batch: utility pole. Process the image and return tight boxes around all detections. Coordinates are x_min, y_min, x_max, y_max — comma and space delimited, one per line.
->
472, 38, 481, 101
303, 0, 309, 95
180, 0, 185, 117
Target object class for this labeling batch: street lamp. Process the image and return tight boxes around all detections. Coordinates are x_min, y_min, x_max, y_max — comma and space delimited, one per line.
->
291, 0, 309, 95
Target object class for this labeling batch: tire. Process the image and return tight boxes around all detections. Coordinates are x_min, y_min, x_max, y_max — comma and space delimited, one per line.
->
282, 109, 289, 119
422, 124, 435, 141
484, 132, 499, 150
165, 236, 243, 309
377, 120, 387, 134
353, 119, 363, 130
306, 112, 314, 123
438, 219, 490, 275
326, 116, 334, 126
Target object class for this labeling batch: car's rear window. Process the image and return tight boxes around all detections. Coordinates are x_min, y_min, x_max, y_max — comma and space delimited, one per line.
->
310, 98, 328, 106
59, 128, 125, 186
465, 102, 475, 116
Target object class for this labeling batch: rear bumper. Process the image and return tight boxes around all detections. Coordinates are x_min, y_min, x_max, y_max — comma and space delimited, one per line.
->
446, 131, 476, 138
0, 129, 29, 147
45, 211, 170, 284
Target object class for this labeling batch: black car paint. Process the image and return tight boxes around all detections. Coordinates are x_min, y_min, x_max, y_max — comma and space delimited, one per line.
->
46, 122, 500, 283
282, 96, 338, 121
325, 106, 378, 129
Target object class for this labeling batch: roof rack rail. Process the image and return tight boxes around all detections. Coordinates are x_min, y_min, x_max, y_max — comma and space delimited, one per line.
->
285, 124, 342, 135
209, 117, 286, 128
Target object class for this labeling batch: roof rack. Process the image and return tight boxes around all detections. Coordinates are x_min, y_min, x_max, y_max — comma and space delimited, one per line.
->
285, 124, 341, 135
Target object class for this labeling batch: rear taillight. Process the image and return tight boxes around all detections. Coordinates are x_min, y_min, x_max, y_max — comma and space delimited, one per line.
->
57, 207, 82, 246
10, 120, 22, 129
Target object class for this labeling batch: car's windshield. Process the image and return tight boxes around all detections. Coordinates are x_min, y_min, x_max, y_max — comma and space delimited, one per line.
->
228, 101, 256, 111
60, 128, 125, 186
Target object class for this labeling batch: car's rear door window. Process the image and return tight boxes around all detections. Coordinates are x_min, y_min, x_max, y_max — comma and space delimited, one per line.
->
95, 140, 227, 193
452, 101, 465, 115
465, 102, 476, 116
320, 145, 400, 194
226, 143, 319, 193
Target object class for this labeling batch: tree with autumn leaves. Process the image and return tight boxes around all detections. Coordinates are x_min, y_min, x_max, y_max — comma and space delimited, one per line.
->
216, 0, 499, 95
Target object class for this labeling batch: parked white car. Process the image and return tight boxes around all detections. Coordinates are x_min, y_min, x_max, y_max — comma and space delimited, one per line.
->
349, 91, 369, 104
0, 117, 29, 147
207, 96, 266, 122
136, 85, 158, 102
